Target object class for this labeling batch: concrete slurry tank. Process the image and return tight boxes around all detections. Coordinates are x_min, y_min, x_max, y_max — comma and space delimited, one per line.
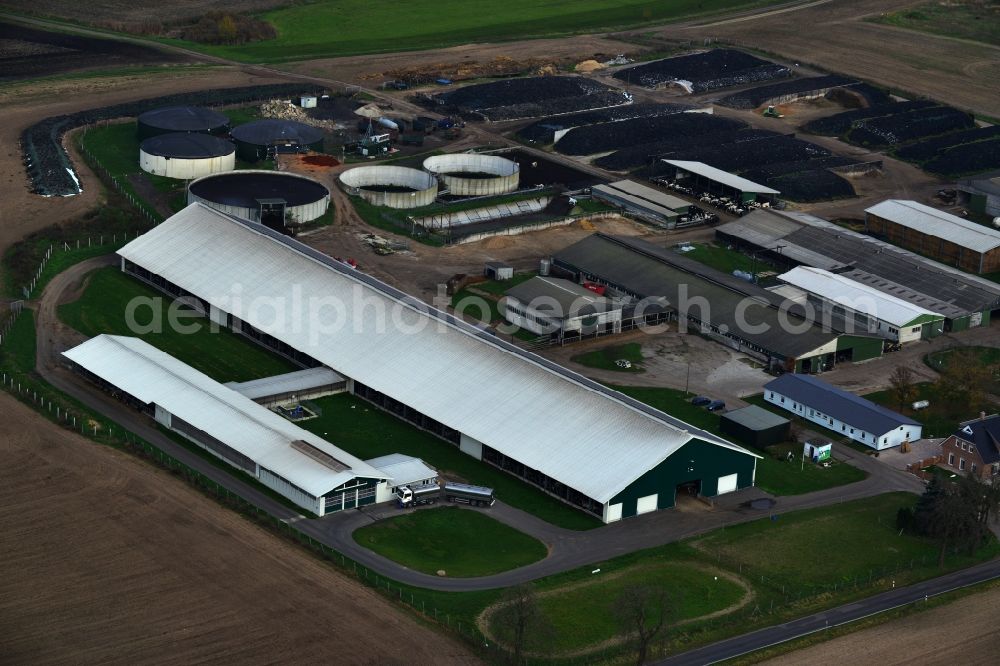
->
423, 153, 520, 196
187, 170, 330, 227
230, 119, 325, 162
339, 165, 438, 209
139, 133, 236, 180
137, 106, 230, 140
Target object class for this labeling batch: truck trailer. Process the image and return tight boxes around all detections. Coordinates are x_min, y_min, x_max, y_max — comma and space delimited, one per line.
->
443, 482, 495, 507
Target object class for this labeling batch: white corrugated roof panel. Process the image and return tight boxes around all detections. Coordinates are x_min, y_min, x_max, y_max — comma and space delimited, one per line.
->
117, 204, 757, 504
63, 335, 387, 496
662, 160, 780, 194
366, 453, 437, 486
225, 366, 344, 400
608, 180, 690, 211
778, 266, 942, 327
865, 200, 1000, 253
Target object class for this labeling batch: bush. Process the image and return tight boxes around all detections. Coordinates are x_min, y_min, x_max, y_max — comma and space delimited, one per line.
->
180, 12, 277, 45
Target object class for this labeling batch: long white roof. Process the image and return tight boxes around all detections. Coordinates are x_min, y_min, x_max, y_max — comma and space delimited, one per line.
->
63, 335, 387, 496
662, 159, 780, 194
866, 199, 1000, 253
778, 266, 942, 327
118, 203, 756, 504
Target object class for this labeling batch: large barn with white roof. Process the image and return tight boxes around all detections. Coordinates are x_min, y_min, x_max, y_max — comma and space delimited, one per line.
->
111, 203, 759, 523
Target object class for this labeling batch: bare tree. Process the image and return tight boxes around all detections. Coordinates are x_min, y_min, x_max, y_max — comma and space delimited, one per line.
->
888, 365, 917, 411
616, 584, 671, 666
492, 584, 551, 665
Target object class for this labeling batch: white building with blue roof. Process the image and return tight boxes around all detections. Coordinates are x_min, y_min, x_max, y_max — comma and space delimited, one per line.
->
763, 373, 922, 450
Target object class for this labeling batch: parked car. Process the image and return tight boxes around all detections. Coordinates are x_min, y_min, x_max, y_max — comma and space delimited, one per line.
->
707, 400, 726, 412
690, 396, 711, 406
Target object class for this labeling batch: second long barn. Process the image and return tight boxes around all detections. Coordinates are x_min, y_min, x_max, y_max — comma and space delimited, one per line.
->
115, 203, 759, 523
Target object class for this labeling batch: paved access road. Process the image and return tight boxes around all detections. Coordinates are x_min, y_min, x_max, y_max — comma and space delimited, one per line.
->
656, 557, 1000, 665
35, 256, 928, 593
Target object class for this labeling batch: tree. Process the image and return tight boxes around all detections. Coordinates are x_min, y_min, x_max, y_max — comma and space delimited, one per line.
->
492, 584, 551, 665
914, 475, 984, 566
217, 14, 238, 44
616, 584, 671, 666
888, 365, 917, 411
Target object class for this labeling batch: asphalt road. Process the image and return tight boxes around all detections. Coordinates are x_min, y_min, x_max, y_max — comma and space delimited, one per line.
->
656, 557, 1000, 665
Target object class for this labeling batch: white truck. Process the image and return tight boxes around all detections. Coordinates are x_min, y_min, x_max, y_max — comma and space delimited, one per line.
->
395, 484, 440, 508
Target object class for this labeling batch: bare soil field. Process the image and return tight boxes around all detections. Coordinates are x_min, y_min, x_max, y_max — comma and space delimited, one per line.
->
0, 67, 290, 262
0, 390, 478, 665
762, 586, 1000, 666
0, 20, 189, 82
667, 0, 1000, 118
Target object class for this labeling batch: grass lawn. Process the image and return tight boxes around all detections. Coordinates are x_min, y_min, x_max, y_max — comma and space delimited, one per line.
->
693, 493, 1000, 592
157, 0, 789, 63
528, 562, 745, 654
871, 1, 1000, 47
612, 386, 866, 495
354, 506, 546, 577
58, 267, 298, 383
754, 444, 866, 496
864, 382, 992, 439
572, 342, 645, 372
473, 272, 536, 296
298, 393, 601, 530
680, 242, 766, 277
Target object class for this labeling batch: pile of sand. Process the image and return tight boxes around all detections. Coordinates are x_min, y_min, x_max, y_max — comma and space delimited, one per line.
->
480, 236, 515, 249
575, 60, 606, 73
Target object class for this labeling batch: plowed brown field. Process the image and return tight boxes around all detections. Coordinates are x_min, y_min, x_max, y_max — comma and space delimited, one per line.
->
0, 391, 479, 665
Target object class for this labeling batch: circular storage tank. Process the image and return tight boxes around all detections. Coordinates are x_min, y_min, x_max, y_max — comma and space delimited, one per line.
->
139, 133, 236, 180
423, 154, 520, 197
187, 170, 330, 227
137, 106, 230, 141
339, 166, 438, 209
230, 120, 325, 162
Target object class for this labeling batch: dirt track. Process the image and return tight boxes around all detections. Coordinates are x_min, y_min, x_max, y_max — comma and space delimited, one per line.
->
0, 390, 479, 664
761, 586, 1000, 666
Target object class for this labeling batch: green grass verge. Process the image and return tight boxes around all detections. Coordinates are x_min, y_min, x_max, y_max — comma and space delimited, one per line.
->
354, 506, 547, 577
727, 578, 1000, 665
153, 0, 790, 63
57, 267, 298, 383
531, 562, 746, 654
0, 310, 36, 374
572, 342, 645, 372
297, 393, 601, 530
613, 386, 866, 495
870, 1, 1000, 47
